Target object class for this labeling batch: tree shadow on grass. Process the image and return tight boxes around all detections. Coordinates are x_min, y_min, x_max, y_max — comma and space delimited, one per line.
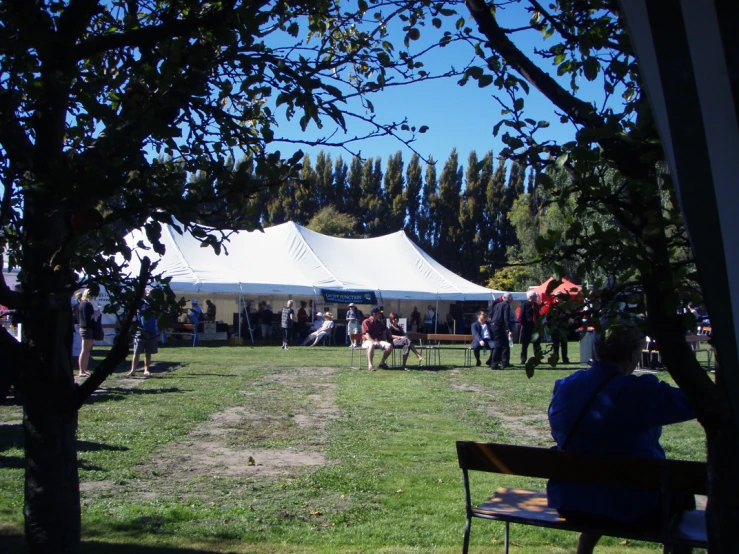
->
0, 534, 246, 554
0, 425, 127, 470
0, 421, 22, 452
84, 386, 190, 406
0, 422, 23, 468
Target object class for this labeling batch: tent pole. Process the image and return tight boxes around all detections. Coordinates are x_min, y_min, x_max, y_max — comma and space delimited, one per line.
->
239, 285, 254, 346
246, 302, 254, 345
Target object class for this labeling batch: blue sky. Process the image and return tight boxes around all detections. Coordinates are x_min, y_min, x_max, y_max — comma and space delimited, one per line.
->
267, 3, 595, 173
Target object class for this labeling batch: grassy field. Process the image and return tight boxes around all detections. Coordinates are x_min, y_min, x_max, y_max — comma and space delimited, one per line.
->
0, 341, 710, 553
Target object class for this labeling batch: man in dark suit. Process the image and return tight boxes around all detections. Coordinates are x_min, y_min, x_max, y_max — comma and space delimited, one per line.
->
470, 309, 494, 366
491, 292, 515, 369
519, 290, 541, 364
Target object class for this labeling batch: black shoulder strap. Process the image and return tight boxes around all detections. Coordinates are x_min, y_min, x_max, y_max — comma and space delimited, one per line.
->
559, 372, 618, 451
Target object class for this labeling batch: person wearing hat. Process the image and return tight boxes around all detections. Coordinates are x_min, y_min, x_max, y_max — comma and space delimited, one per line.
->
302, 312, 334, 346
361, 307, 393, 371
346, 303, 361, 347
309, 312, 324, 333
188, 299, 203, 346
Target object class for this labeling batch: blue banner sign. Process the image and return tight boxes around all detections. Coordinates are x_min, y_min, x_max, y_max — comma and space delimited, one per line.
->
321, 289, 377, 305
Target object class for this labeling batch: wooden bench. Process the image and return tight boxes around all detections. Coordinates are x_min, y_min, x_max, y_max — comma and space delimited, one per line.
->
686, 334, 714, 368
421, 334, 473, 367
456, 441, 707, 554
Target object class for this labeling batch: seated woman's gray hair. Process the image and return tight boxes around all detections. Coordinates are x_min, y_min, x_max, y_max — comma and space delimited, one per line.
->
593, 317, 646, 364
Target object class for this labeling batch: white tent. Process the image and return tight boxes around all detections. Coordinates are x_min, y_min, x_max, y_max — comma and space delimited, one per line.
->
123, 221, 505, 301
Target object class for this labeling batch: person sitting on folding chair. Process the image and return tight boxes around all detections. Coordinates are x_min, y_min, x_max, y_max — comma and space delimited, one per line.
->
362, 307, 393, 371
302, 312, 334, 346
388, 312, 423, 370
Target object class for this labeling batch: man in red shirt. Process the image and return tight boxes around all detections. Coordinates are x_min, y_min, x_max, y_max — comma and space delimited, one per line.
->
361, 306, 393, 371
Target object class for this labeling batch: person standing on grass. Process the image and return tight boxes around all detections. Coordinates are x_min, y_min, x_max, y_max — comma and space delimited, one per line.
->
297, 300, 310, 343
361, 306, 393, 371
346, 303, 361, 347
410, 306, 421, 332
519, 291, 541, 365
423, 305, 435, 334
388, 312, 423, 370
547, 318, 696, 554
260, 303, 274, 343
205, 299, 216, 322
128, 291, 159, 377
77, 288, 100, 378
490, 292, 514, 369
280, 299, 295, 350
189, 299, 203, 346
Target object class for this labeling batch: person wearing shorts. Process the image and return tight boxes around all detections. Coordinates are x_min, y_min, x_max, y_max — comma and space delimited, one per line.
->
361, 307, 393, 371
128, 297, 159, 377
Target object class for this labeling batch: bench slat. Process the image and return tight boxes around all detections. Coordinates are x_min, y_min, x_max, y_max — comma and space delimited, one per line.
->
473, 487, 563, 523
457, 441, 707, 494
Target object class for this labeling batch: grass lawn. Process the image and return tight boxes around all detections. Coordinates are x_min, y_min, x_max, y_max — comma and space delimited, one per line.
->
0, 340, 710, 553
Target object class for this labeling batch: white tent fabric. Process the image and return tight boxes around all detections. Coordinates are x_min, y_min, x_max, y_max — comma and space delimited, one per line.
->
123, 221, 504, 301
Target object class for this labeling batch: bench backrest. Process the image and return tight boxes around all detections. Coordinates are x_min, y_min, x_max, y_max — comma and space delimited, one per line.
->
456, 441, 707, 495
426, 334, 474, 342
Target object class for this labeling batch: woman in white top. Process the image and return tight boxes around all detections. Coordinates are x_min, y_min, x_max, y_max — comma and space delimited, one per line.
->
302, 312, 335, 346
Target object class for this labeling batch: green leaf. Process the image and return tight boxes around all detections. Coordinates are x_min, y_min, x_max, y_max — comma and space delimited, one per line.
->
583, 57, 600, 81
478, 74, 493, 87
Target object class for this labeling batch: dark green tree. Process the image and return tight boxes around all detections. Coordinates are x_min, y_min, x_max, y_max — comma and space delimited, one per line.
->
346, 156, 364, 232
484, 157, 508, 274
360, 157, 387, 236
333, 155, 348, 213
384, 151, 406, 232
419, 157, 438, 250
404, 153, 424, 242
459, 150, 486, 282
436, 148, 464, 271
314, 151, 334, 209
293, 153, 317, 225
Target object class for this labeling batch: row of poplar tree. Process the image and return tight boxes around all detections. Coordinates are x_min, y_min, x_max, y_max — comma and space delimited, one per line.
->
202, 148, 541, 287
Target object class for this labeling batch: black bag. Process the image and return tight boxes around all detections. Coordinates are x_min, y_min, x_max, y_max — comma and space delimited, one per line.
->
93, 318, 104, 341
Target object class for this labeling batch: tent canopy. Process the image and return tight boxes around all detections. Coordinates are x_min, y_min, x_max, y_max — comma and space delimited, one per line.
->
123, 222, 502, 301
531, 277, 582, 302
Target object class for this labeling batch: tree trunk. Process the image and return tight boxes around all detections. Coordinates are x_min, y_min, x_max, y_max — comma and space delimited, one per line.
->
23, 364, 80, 554
705, 401, 739, 550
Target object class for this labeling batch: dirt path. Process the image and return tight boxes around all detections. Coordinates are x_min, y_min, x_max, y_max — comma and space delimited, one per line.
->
82, 366, 341, 496
450, 372, 551, 445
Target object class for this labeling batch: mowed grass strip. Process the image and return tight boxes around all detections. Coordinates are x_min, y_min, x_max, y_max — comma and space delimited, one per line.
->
0, 342, 707, 553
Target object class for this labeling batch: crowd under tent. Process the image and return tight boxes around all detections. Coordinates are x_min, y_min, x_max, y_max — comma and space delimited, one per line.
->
122, 221, 521, 340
